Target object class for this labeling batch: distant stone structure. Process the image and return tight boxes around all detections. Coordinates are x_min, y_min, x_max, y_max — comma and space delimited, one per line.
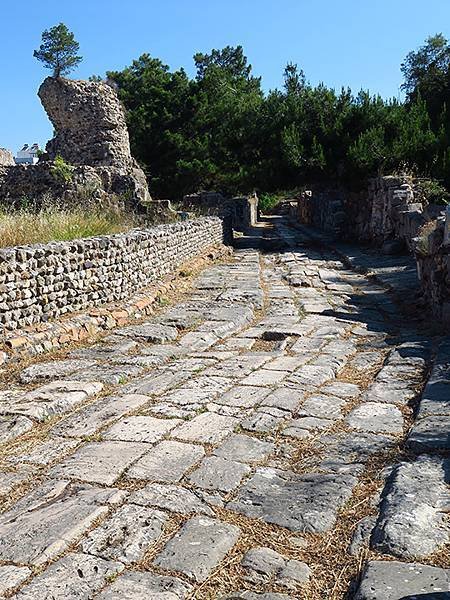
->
0, 148, 14, 166
38, 78, 133, 167
0, 77, 152, 209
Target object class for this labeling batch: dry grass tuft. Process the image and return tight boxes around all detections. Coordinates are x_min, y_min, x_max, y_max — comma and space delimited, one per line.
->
0, 203, 140, 248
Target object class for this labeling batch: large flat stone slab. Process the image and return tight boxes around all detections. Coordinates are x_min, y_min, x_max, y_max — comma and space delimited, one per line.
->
0, 414, 34, 444
0, 565, 31, 595
129, 482, 214, 516
346, 402, 404, 434
103, 415, 181, 443
214, 385, 270, 408
228, 467, 357, 533
154, 516, 240, 582
96, 571, 193, 599
10, 436, 80, 465
0, 480, 124, 565
13, 552, 124, 599
188, 456, 251, 492
127, 440, 204, 482
81, 504, 167, 563
19, 359, 94, 384
0, 381, 103, 421
51, 394, 150, 438
171, 412, 238, 444
407, 415, 450, 453
48, 441, 149, 485
354, 560, 450, 599
214, 434, 275, 463
371, 456, 450, 559
115, 322, 179, 343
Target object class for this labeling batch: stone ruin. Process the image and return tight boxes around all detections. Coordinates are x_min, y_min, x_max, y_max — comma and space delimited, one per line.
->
0, 77, 154, 212
0, 148, 14, 166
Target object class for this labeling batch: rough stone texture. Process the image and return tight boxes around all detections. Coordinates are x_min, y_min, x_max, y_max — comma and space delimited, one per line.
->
188, 456, 251, 492
127, 440, 204, 482
346, 402, 404, 434
354, 560, 450, 599
0, 380, 103, 421
129, 482, 214, 516
0, 480, 124, 565
96, 571, 193, 599
51, 393, 150, 438
0, 147, 14, 165
0, 414, 33, 443
154, 516, 240, 582
48, 441, 149, 485
370, 457, 450, 559
9, 436, 80, 465
228, 467, 357, 533
0, 565, 31, 595
241, 547, 311, 590
38, 77, 133, 167
172, 412, 239, 444
0, 217, 227, 332
81, 504, 167, 563
103, 415, 181, 443
13, 552, 124, 599
214, 434, 275, 463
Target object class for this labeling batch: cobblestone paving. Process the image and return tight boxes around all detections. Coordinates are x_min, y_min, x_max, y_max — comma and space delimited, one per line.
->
0, 216, 449, 599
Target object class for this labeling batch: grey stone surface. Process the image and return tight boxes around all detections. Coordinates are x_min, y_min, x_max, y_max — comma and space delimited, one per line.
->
346, 402, 404, 434
115, 322, 178, 343
103, 415, 181, 443
154, 516, 240, 582
48, 441, 149, 485
241, 546, 285, 576
10, 436, 80, 465
298, 394, 346, 419
129, 482, 214, 516
214, 434, 275, 463
127, 440, 204, 482
371, 457, 450, 559
81, 504, 167, 563
0, 565, 31, 595
348, 516, 377, 555
96, 571, 193, 599
354, 560, 450, 599
188, 456, 251, 492
321, 381, 360, 398
13, 552, 124, 599
19, 359, 93, 384
241, 369, 289, 387
241, 411, 286, 433
215, 385, 270, 408
0, 480, 124, 565
0, 464, 37, 495
0, 381, 103, 421
260, 387, 305, 412
0, 414, 34, 443
407, 415, 450, 453
172, 412, 239, 444
51, 394, 150, 438
229, 467, 356, 532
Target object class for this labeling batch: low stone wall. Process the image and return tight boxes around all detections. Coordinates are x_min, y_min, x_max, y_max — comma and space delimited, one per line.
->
0, 217, 228, 332
182, 192, 259, 233
415, 220, 450, 323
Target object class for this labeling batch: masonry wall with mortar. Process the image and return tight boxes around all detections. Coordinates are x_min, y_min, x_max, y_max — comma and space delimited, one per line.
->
0, 216, 228, 332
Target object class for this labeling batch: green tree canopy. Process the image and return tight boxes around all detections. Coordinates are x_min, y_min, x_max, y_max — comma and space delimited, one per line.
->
34, 23, 82, 78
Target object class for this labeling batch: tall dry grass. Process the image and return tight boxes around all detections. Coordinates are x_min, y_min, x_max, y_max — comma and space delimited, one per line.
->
0, 203, 139, 248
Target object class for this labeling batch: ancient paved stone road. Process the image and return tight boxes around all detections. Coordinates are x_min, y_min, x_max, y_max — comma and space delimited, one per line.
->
0, 216, 449, 599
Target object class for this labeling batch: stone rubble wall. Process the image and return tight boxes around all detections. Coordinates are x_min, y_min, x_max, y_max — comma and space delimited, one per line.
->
293, 175, 450, 324
182, 191, 259, 233
0, 149, 14, 166
414, 220, 450, 323
0, 217, 228, 332
295, 176, 428, 251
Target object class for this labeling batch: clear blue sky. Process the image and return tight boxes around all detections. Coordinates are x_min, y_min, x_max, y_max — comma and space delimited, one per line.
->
1, 0, 449, 153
